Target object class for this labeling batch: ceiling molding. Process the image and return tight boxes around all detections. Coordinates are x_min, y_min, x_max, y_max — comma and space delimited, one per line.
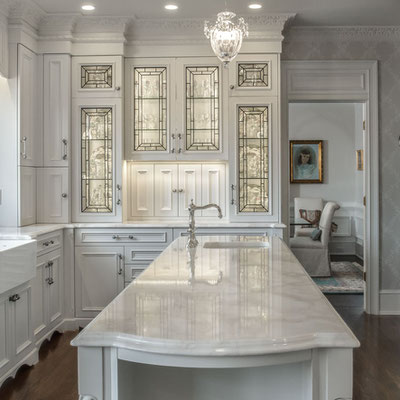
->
8, 0, 45, 31
285, 25, 400, 41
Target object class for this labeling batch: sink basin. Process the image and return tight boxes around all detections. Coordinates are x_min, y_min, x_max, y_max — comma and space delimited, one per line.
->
203, 241, 269, 249
0, 239, 37, 295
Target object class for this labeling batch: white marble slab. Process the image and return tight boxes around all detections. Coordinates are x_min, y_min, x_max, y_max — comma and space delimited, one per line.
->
71, 235, 359, 355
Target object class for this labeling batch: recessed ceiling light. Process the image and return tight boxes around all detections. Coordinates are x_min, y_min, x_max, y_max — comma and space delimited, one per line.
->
81, 4, 95, 11
165, 4, 178, 10
248, 3, 262, 9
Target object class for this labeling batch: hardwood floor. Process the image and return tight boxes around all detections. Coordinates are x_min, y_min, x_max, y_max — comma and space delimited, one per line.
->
0, 298, 399, 400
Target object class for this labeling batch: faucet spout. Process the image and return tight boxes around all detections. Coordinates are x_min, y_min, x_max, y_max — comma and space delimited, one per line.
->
187, 199, 223, 248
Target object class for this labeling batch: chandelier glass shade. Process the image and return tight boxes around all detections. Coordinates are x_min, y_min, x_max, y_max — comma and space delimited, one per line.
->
204, 11, 249, 66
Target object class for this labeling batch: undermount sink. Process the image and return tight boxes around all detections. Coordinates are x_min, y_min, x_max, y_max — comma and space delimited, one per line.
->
203, 241, 270, 249
0, 239, 37, 295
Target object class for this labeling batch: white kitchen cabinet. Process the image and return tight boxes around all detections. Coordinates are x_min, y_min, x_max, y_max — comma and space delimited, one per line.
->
228, 97, 280, 222
43, 54, 71, 167
0, 15, 8, 78
72, 56, 123, 98
0, 295, 10, 379
31, 248, 64, 345
18, 45, 42, 167
228, 54, 278, 97
75, 246, 124, 318
37, 168, 69, 223
201, 164, 226, 217
178, 164, 201, 216
128, 163, 154, 218
125, 57, 227, 161
18, 167, 36, 226
72, 98, 122, 222
154, 164, 178, 217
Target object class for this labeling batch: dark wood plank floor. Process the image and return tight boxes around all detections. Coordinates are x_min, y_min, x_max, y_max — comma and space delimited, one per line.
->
1, 296, 399, 400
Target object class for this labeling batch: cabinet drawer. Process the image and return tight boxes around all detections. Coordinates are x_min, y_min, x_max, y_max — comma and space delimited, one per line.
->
75, 229, 173, 246
124, 248, 163, 264
37, 231, 63, 256
124, 265, 145, 283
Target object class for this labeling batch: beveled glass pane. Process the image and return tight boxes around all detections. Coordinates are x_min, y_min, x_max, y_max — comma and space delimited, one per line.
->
186, 66, 219, 151
81, 108, 113, 213
238, 63, 269, 87
81, 65, 113, 89
134, 67, 167, 151
238, 106, 269, 213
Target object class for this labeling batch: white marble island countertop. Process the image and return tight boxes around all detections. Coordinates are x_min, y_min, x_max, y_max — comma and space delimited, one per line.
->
71, 235, 359, 356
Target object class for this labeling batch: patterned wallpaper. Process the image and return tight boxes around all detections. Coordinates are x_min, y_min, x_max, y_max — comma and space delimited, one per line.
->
282, 27, 400, 290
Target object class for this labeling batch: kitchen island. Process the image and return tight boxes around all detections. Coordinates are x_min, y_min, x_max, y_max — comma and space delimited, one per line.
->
72, 235, 359, 400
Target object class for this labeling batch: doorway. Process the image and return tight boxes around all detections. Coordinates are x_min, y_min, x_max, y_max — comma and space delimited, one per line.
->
288, 102, 366, 303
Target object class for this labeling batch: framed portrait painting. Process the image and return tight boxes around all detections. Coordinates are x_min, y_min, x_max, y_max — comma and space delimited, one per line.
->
290, 140, 323, 183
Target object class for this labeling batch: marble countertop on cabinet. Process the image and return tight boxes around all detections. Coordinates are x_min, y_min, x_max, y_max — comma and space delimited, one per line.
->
71, 235, 359, 356
0, 221, 286, 239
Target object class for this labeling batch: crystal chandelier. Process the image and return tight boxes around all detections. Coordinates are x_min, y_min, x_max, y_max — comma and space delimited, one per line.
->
204, 11, 249, 67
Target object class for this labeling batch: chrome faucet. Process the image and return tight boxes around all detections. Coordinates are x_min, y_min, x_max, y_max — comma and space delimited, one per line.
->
187, 199, 223, 248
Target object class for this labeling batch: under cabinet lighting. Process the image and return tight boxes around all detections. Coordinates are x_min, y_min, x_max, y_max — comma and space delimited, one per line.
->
82, 4, 95, 11
248, 3, 262, 9
165, 4, 178, 10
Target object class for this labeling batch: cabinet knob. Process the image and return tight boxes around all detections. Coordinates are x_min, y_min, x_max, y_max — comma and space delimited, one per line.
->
128, 235, 134, 240
172, 189, 177, 193
9, 294, 20, 302
62, 193, 67, 198
112, 235, 120, 240
179, 189, 184, 193
230, 84, 235, 90
115, 86, 121, 91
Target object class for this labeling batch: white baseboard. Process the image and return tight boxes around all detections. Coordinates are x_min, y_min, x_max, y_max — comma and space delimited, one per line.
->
379, 290, 400, 315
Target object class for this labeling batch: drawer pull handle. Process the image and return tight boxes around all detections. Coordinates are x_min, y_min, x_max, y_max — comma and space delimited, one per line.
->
21, 136, 27, 159
112, 235, 119, 240
230, 184, 236, 205
118, 254, 123, 275
129, 235, 134, 240
9, 294, 20, 302
62, 138, 68, 160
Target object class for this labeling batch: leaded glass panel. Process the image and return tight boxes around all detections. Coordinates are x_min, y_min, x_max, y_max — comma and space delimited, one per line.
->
186, 66, 219, 151
238, 63, 269, 87
81, 65, 113, 89
81, 108, 113, 213
238, 106, 269, 213
134, 67, 167, 151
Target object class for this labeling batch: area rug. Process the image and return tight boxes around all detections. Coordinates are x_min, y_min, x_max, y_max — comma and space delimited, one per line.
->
312, 261, 364, 294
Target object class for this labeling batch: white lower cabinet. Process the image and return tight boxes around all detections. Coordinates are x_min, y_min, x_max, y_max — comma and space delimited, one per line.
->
37, 168, 69, 223
19, 166, 37, 226
0, 283, 34, 384
75, 246, 125, 318
31, 249, 64, 344
155, 164, 178, 217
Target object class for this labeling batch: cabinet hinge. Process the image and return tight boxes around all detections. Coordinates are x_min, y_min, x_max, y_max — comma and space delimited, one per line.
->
363, 271, 367, 281
363, 196, 366, 206
363, 120, 366, 130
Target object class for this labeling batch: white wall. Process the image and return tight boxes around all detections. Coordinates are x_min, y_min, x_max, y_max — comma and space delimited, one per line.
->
289, 102, 364, 255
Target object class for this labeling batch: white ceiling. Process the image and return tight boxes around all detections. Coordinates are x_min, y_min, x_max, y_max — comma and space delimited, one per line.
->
32, 0, 400, 26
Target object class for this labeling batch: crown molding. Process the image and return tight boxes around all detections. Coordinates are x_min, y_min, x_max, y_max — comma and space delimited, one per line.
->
285, 25, 400, 41
7, 0, 45, 31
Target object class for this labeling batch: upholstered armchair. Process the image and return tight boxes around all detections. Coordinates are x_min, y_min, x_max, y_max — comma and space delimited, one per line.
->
293, 197, 324, 237
290, 202, 340, 277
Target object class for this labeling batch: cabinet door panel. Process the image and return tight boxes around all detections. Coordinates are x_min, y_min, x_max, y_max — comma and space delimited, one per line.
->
0, 296, 10, 374
13, 286, 32, 357
43, 54, 71, 166
37, 168, 69, 223
19, 167, 36, 226
154, 164, 178, 217
201, 164, 226, 217
178, 164, 201, 217
18, 45, 42, 166
48, 252, 63, 326
129, 164, 154, 218
31, 260, 47, 339
75, 247, 124, 318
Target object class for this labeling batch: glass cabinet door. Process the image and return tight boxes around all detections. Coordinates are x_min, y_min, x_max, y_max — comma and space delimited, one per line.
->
238, 106, 269, 213
133, 67, 168, 152
185, 66, 220, 152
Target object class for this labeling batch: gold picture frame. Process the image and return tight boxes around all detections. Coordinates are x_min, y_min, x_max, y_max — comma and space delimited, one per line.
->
356, 149, 364, 171
290, 140, 323, 183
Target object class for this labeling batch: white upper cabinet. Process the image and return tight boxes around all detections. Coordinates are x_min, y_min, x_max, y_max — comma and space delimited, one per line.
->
125, 57, 227, 161
43, 54, 71, 167
37, 168, 69, 223
18, 45, 42, 167
72, 98, 122, 222
0, 15, 8, 78
228, 54, 278, 97
72, 56, 123, 98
